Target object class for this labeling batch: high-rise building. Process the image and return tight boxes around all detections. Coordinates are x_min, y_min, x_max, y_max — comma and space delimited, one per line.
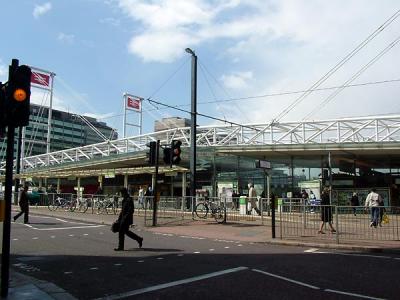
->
0, 104, 117, 161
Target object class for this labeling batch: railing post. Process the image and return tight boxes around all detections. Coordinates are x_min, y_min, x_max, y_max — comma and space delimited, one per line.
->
303, 200, 306, 230
335, 205, 339, 244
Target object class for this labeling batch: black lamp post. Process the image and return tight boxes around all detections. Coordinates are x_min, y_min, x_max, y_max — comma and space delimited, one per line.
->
185, 48, 197, 200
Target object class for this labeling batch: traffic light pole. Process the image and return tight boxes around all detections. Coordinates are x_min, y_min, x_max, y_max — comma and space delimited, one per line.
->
152, 140, 160, 226
14, 126, 23, 195
1, 59, 19, 298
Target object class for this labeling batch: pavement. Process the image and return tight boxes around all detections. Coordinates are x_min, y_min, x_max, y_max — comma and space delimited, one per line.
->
4, 205, 400, 299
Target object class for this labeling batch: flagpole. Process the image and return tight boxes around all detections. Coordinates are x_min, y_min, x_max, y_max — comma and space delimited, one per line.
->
46, 73, 55, 154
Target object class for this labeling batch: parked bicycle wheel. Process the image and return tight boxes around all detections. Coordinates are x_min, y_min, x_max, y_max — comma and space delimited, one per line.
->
195, 203, 208, 219
213, 207, 225, 223
106, 202, 116, 214
47, 199, 56, 211
78, 199, 89, 213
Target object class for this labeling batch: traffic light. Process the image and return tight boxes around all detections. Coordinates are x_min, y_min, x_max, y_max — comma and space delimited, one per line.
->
171, 140, 182, 165
146, 141, 157, 166
5, 65, 31, 127
163, 147, 171, 165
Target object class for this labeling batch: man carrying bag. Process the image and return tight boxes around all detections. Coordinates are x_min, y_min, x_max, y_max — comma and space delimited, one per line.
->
113, 188, 143, 251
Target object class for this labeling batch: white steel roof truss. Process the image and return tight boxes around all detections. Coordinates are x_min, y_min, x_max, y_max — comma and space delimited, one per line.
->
92, 146, 106, 157
275, 123, 303, 144
340, 119, 375, 142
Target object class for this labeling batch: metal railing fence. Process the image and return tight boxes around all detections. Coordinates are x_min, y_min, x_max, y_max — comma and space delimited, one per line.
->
279, 204, 400, 242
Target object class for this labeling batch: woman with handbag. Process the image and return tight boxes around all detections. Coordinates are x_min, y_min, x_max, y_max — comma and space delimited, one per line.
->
114, 188, 143, 251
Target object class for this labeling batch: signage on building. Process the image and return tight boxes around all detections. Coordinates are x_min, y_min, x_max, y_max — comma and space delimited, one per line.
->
255, 160, 271, 169
126, 96, 141, 112
31, 70, 50, 88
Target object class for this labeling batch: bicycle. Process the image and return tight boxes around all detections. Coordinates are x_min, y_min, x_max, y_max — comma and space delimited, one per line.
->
194, 198, 225, 223
48, 195, 75, 212
93, 195, 117, 214
74, 197, 89, 213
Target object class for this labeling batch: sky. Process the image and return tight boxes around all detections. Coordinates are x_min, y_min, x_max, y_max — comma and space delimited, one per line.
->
1, 0, 399, 138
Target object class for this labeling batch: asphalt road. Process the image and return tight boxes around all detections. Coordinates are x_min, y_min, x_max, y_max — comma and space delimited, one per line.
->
9, 214, 400, 300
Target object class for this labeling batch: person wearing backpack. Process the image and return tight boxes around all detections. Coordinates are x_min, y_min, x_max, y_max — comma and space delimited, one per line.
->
365, 188, 383, 228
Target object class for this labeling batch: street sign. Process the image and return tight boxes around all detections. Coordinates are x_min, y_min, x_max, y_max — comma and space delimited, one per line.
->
255, 160, 271, 169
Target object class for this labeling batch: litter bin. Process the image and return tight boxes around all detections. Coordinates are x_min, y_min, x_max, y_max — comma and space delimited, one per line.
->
278, 198, 283, 213
239, 196, 247, 215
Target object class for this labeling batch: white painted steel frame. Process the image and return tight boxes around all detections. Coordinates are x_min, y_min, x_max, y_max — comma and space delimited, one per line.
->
4, 114, 400, 171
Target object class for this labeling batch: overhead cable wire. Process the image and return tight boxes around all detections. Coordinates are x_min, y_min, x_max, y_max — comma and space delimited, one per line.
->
95, 78, 400, 122
273, 8, 400, 123
146, 97, 262, 132
304, 35, 400, 120
147, 56, 190, 100
198, 59, 251, 123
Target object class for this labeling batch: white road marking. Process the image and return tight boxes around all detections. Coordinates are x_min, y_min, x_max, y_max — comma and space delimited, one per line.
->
26, 225, 105, 231
68, 234, 75, 237
114, 264, 122, 266
237, 244, 242, 247
90, 267, 99, 270
325, 289, 386, 300
83, 234, 89, 236
156, 257, 164, 260
137, 260, 144, 263
224, 246, 230, 249
194, 251, 200, 254
50, 236, 56, 239
12, 238, 18, 241
99, 232, 104, 235
209, 249, 215, 251
93, 266, 248, 300
32, 237, 39, 240
304, 248, 319, 253
64, 272, 73, 274
252, 269, 320, 290
334, 253, 392, 260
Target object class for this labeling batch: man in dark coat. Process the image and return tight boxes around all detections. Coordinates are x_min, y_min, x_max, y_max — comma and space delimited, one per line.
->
114, 188, 143, 251
13, 185, 29, 224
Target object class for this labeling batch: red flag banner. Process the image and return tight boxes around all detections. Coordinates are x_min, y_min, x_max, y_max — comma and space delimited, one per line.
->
126, 96, 141, 111
31, 71, 50, 88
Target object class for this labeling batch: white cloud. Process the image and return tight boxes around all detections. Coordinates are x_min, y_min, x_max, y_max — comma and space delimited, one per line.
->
114, 0, 400, 122
221, 71, 253, 90
100, 17, 121, 27
0, 59, 7, 82
57, 33, 75, 44
33, 2, 52, 19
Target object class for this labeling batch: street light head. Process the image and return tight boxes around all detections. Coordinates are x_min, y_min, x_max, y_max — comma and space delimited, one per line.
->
185, 48, 195, 55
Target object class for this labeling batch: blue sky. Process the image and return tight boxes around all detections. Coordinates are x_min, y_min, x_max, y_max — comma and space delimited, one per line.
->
1, 0, 399, 137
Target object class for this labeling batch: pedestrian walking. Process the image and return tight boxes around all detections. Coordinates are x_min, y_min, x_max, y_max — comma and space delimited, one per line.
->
350, 192, 360, 216
378, 198, 386, 227
13, 185, 30, 224
114, 188, 143, 251
309, 190, 316, 213
318, 187, 336, 234
365, 188, 383, 228
301, 189, 309, 212
145, 186, 153, 209
138, 186, 144, 209
247, 183, 261, 216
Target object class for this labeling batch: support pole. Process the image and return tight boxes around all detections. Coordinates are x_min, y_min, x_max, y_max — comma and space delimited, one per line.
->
14, 127, 23, 195
187, 48, 197, 199
1, 58, 19, 298
152, 140, 160, 226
